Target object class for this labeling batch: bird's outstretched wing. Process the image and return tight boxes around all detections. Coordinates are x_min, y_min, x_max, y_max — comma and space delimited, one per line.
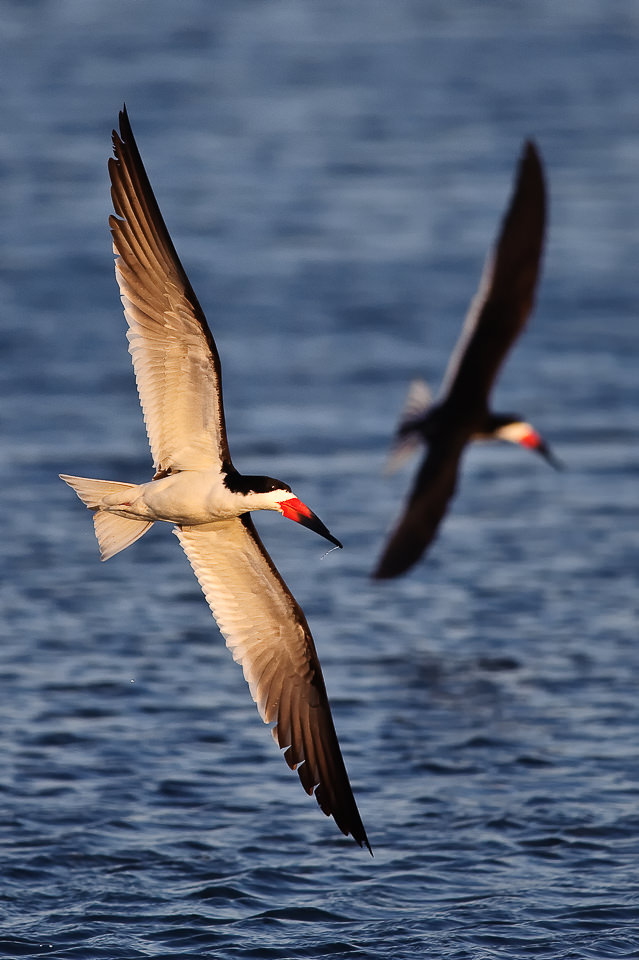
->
109, 106, 231, 476
441, 141, 546, 409
373, 438, 465, 579
175, 515, 371, 852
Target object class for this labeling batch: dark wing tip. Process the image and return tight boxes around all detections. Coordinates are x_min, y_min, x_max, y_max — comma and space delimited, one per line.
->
288, 743, 372, 853
323, 781, 371, 853
360, 830, 374, 856
522, 137, 540, 160
517, 137, 546, 211
372, 444, 462, 580
487, 135, 547, 309
371, 545, 402, 580
303, 717, 372, 852
337, 807, 373, 854
341, 796, 372, 854
112, 103, 134, 159
111, 104, 127, 155
371, 514, 433, 579
119, 102, 131, 137
371, 563, 396, 581
371, 543, 419, 581
371, 503, 441, 581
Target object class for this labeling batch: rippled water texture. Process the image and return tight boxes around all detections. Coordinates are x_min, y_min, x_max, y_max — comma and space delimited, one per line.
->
1, 1, 638, 957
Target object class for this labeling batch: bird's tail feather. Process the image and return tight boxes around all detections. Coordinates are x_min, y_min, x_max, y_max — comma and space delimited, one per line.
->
92, 511, 153, 561
59, 474, 153, 560
385, 378, 432, 474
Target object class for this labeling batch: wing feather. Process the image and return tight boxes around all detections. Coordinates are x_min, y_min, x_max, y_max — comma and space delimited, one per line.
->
373, 439, 465, 579
441, 141, 546, 408
108, 106, 230, 474
175, 515, 370, 851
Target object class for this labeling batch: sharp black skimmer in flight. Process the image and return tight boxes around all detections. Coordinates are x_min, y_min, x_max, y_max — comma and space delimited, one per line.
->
61, 107, 370, 852
373, 140, 560, 580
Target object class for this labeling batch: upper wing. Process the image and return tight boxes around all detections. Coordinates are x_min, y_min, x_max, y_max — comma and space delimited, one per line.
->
373, 438, 465, 579
441, 141, 547, 409
108, 106, 230, 475
175, 515, 370, 852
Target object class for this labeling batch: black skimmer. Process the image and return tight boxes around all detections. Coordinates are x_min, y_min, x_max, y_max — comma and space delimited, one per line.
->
60, 107, 370, 853
373, 140, 560, 580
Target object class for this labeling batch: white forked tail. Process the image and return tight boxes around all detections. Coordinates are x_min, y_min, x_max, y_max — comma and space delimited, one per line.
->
59, 474, 153, 561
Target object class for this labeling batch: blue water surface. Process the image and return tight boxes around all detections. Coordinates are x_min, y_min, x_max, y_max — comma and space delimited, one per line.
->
1, 1, 638, 957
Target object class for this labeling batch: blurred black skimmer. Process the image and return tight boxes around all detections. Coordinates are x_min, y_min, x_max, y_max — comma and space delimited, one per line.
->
61, 107, 370, 852
373, 141, 560, 580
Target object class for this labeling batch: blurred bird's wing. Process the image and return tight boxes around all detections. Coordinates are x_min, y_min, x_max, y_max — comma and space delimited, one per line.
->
441, 141, 546, 409
374, 436, 465, 579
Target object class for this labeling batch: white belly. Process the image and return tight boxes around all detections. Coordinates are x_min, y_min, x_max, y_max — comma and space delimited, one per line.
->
102, 470, 241, 525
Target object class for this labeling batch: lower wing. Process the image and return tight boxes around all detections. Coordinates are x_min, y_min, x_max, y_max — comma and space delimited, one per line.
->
175, 514, 370, 851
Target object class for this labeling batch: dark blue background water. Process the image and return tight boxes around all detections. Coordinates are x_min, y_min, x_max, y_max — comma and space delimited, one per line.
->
1, 2, 638, 957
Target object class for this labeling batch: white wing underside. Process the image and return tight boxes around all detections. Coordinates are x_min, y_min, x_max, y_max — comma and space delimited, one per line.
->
118, 268, 225, 472
109, 120, 228, 475
175, 518, 322, 756
175, 516, 369, 848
